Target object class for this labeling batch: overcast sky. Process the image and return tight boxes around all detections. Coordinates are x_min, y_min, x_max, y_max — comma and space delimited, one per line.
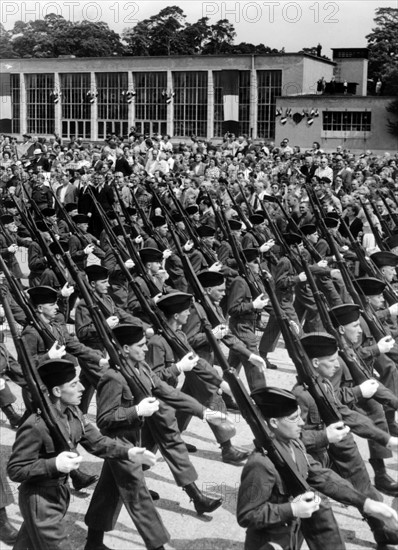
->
1, 1, 394, 57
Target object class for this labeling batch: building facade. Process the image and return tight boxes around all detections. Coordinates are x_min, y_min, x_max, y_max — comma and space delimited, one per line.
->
0, 53, 334, 141
1, 52, 396, 152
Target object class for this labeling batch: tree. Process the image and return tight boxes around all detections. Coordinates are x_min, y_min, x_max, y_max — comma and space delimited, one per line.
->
0, 23, 16, 58
367, 7, 398, 95
202, 19, 236, 54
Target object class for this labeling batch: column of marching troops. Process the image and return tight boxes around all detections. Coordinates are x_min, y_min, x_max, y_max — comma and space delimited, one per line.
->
1, 156, 398, 550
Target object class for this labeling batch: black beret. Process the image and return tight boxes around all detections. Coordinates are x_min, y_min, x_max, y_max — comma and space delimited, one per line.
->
326, 212, 340, 220
156, 292, 192, 315
283, 233, 302, 246
42, 207, 56, 217
249, 214, 264, 225
197, 224, 215, 237
106, 210, 117, 221
49, 240, 69, 255
85, 265, 109, 282
72, 214, 89, 224
251, 386, 298, 418
197, 271, 224, 288
152, 215, 166, 228
126, 207, 137, 216
324, 216, 339, 228
370, 251, 398, 268
320, 177, 331, 184
113, 324, 144, 346
28, 286, 58, 305
354, 277, 386, 296
300, 224, 317, 236
64, 203, 78, 213
385, 235, 398, 249
2, 199, 15, 209
139, 247, 163, 264
301, 333, 338, 359
330, 304, 361, 327
229, 219, 243, 231
38, 359, 76, 389
185, 205, 199, 215
242, 248, 259, 263
171, 212, 183, 223
0, 214, 14, 225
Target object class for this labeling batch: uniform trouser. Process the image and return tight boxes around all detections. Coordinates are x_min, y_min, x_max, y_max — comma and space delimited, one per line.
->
354, 397, 392, 460
85, 458, 169, 550
142, 400, 198, 487
294, 298, 322, 333
176, 373, 236, 445
259, 297, 302, 356
0, 461, 13, 509
0, 383, 16, 408
14, 482, 72, 550
374, 353, 398, 416
228, 329, 266, 392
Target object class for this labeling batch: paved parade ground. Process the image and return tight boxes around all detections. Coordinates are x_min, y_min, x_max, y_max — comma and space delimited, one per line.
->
0, 251, 397, 550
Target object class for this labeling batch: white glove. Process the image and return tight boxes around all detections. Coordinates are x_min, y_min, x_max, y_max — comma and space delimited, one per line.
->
298, 272, 307, 282
377, 335, 395, 354
248, 353, 266, 370
317, 260, 328, 268
99, 358, 109, 369
253, 294, 268, 310
55, 451, 82, 473
61, 283, 74, 298
7, 244, 18, 253
48, 341, 66, 359
0, 378, 6, 391
326, 421, 350, 443
363, 499, 398, 531
203, 408, 225, 422
212, 324, 228, 340
260, 240, 275, 253
163, 249, 172, 259
291, 492, 320, 518
127, 447, 157, 467
389, 303, 398, 317
124, 259, 135, 269
183, 240, 194, 252
106, 316, 119, 329
176, 352, 199, 373
387, 436, 398, 452
360, 379, 379, 398
208, 261, 222, 272
330, 269, 342, 280
84, 244, 94, 255
134, 235, 143, 245
136, 397, 160, 417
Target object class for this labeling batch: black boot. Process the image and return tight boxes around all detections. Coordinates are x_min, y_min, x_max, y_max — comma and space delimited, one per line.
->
0, 507, 18, 545
70, 469, 99, 491
1, 404, 22, 429
84, 528, 111, 550
184, 441, 197, 453
183, 482, 222, 515
370, 458, 398, 497
221, 440, 250, 465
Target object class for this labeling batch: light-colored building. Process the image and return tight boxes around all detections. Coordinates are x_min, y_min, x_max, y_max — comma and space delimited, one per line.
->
0, 51, 396, 152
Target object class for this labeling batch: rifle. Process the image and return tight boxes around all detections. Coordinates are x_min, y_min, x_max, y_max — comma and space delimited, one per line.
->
225, 187, 253, 231
237, 181, 254, 217
1, 291, 76, 453
192, 301, 312, 496
262, 273, 342, 426
367, 198, 392, 240
217, 199, 263, 298
128, 186, 164, 249
377, 191, 398, 227
166, 183, 218, 265
167, 221, 223, 328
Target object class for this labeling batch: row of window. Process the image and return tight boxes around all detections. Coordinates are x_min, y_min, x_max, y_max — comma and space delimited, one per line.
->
10, 72, 372, 139
10, 70, 282, 139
